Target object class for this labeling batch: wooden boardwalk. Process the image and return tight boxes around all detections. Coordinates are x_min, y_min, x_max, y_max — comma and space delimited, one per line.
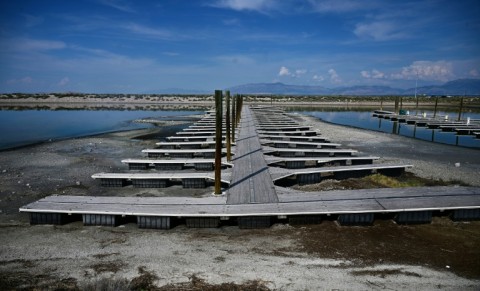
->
227, 106, 278, 204
19, 105, 480, 228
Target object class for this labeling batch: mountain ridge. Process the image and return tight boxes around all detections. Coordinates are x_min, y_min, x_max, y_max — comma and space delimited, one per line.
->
226, 79, 480, 96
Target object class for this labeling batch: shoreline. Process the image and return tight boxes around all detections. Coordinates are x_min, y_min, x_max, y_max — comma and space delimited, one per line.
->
0, 110, 479, 289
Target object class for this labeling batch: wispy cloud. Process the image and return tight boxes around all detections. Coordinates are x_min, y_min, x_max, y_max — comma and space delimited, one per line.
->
210, 0, 278, 13
22, 14, 44, 28
307, 0, 377, 13
6, 76, 33, 85
58, 77, 70, 86
123, 23, 172, 39
97, 0, 136, 13
0, 38, 66, 52
354, 21, 409, 41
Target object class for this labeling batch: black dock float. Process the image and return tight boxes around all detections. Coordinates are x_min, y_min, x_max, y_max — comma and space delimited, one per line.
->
286, 161, 305, 169
182, 178, 206, 188
137, 216, 172, 229
451, 209, 480, 221
83, 214, 119, 226
101, 178, 126, 187
194, 162, 214, 171
394, 211, 432, 224
238, 216, 272, 229
155, 164, 184, 171
338, 213, 374, 226
132, 179, 168, 188
297, 173, 321, 185
289, 215, 322, 225
129, 163, 149, 170
29, 212, 71, 225
185, 217, 220, 228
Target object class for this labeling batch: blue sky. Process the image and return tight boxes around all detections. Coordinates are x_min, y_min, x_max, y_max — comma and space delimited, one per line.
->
0, 0, 479, 93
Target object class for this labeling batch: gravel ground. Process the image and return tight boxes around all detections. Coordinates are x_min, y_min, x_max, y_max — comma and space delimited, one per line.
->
0, 115, 479, 290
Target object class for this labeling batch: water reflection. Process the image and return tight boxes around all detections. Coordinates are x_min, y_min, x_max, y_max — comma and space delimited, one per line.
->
294, 108, 480, 149
0, 109, 205, 150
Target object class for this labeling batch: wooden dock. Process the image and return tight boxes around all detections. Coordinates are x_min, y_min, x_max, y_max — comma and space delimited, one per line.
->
20, 105, 480, 228
373, 110, 480, 138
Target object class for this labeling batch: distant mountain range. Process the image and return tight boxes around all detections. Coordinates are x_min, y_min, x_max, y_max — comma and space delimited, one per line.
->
226, 79, 480, 96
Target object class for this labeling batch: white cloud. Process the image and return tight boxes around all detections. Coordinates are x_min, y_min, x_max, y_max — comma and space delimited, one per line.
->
391, 61, 454, 81
354, 21, 408, 41
211, 0, 276, 13
58, 77, 70, 86
307, 0, 373, 13
295, 69, 307, 75
361, 69, 385, 79
1, 38, 66, 52
279, 66, 291, 76
6, 77, 33, 84
328, 68, 341, 83
469, 69, 479, 77
124, 23, 171, 39
360, 71, 370, 78
313, 74, 324, 81
98, 0, 136, 13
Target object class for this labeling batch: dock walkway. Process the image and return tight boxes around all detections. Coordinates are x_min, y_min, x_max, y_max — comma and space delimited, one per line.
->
227, 107, 278, 204
20, 105, 480, 228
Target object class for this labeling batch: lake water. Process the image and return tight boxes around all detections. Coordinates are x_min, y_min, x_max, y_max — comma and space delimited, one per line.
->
2, 106, 479, 151
293, 107, 480, 149
0, 109, 204, 150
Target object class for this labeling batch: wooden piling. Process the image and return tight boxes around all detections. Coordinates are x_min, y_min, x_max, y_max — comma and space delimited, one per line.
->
225, 91, 231, 162
433, 97, 439, 118
457, 97, 464, 121
214, 90, 223, 195
232, 95, 236, 143
394, 96, 399, 114
380, 98, 383, 110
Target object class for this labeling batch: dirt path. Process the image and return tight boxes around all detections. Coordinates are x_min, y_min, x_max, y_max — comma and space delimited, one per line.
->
0, 118, 479, 289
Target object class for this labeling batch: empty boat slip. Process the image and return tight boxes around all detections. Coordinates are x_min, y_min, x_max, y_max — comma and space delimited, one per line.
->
155, 141, 233, 149
166, 136, 226, 142
91, 172, 231, 188
268, 164, 412, 184
262, 146, 358, 157
260, 140, 340, 149
264, 156, 380, 168
121, 158, 233, 170
141, 148, 228, 158
259, 135, 329, 143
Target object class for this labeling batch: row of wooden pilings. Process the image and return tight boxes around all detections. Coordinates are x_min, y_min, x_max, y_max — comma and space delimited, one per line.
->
382, 96, 465, 121
214, 90, 244, 194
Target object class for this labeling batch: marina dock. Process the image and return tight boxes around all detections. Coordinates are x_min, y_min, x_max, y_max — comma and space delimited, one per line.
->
20, 105, 480, 228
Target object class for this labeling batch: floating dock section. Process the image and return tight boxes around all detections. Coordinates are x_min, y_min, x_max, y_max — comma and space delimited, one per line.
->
20, 106, 480, 228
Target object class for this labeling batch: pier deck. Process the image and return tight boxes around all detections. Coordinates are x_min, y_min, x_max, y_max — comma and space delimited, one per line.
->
19, 105, 480, 228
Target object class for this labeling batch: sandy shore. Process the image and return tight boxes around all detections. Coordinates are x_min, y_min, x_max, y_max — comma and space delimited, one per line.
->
0, 114, 479, 290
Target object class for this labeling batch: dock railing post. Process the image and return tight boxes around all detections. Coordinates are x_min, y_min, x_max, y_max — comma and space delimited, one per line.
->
433, 97, 439, 118
214, 90, 223, 195
232, 95, 236, 143
457, 97, 464, 121
380, 98, 383, 110
394, 96, 399, 114
225, 90, 231, 162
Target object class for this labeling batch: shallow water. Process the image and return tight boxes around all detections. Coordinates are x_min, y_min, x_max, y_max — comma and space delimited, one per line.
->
0, 109, 204, 150
293, 107, 480, 149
